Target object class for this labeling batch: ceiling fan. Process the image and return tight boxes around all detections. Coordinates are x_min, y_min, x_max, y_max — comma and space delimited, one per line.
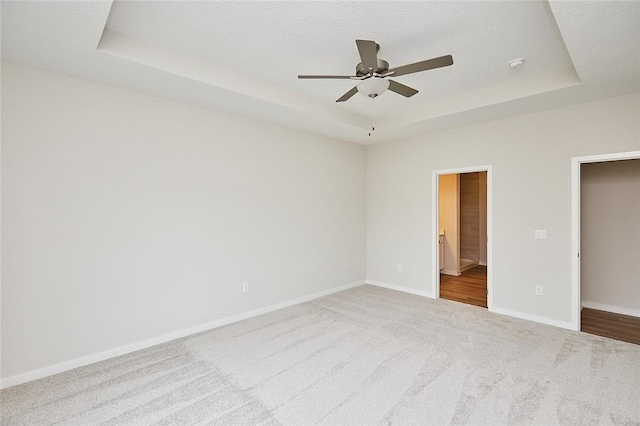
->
298, 39, 454, 103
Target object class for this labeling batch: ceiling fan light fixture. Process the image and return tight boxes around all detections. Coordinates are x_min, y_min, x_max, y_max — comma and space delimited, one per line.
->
357, 77, 390, 98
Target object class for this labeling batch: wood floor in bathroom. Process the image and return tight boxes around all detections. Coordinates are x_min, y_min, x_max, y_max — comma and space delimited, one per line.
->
440, 265, 487, 308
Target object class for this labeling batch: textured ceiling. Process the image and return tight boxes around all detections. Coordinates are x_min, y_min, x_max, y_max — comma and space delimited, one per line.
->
2, 1, 639, 144
105, 1, 572, 116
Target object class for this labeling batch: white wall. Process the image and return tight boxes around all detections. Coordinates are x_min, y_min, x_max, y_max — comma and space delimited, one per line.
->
1, 62, 366, 380
581, 159, 640, 316
367, 92, 640, 326
439, 174, 459, 275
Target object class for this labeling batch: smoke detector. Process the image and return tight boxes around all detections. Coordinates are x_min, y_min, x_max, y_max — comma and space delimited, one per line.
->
509, 58, 525, 69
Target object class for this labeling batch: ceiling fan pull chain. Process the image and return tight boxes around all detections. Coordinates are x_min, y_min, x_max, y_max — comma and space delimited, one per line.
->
368, 100, 372, 136
372, 96, 376, 132
368, 96, 375, 136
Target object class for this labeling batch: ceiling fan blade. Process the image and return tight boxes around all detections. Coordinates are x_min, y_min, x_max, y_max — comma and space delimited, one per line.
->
388, 80, 419, 97
298, 75, 355, 79
388, 55, 454, 77
336, 86, 358, 102
356, 39, 378, 73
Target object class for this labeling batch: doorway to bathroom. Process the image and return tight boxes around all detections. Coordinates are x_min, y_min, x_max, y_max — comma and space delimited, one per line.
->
432, 166, 492, 309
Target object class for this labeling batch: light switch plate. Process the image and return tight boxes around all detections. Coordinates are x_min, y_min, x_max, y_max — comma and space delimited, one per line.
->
535, 229, 547, 239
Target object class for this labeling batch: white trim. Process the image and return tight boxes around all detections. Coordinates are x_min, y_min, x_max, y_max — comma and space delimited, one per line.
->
440, 269, 460, 276
432, 165, 493, 311
571, 157, 581, 331
367, 281, 574, 331
0, 280, 366, 389
582, 301, 640, 319
459, 261, 479, 273
572, 151, 640, 164
491, 306, 573, 330
571, 150, 640, 332
366, 280, 434, 299
432, 173, 440, 298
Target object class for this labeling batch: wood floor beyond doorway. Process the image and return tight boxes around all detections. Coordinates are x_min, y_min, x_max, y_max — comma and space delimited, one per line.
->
440, 265, 487, 308
581, 308, 640, 345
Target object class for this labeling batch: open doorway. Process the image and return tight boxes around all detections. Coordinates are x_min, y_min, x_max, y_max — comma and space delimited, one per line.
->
576, 156, 640, 344
572, 151, 640, 337
432, 166, 492, 310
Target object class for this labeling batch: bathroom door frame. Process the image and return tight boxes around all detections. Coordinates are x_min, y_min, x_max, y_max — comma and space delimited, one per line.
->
432, 165, 493, 310
570, 150, 640, 331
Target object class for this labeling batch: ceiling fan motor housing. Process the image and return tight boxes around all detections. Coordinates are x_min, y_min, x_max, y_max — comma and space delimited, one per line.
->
356, 59, 389, 77
297, 39, 453, 103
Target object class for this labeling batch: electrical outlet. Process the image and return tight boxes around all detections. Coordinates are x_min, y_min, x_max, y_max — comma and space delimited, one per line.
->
397, 264, 403, 272
242, 282, 249, 293
535, 285, 543, 296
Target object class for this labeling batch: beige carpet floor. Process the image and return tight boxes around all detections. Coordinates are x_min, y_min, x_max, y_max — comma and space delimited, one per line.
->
2, 285, 639, 425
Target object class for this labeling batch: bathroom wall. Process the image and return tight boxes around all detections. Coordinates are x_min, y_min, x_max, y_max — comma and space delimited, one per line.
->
439, 174, 459, 275
581, 159, 640, 316
479, 172, 488, 265
460, 172, 480, 264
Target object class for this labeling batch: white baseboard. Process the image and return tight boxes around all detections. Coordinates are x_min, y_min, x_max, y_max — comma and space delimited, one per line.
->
440, 269, 460, 276
479, 261, 487, 266
581, 301, 640, 318
366, 280, 434, 299
368, 282, 575, 332
0, 279, 366, 389
491, 306, 573, 330
459, 262, 479, 273
366, 280, 574, 332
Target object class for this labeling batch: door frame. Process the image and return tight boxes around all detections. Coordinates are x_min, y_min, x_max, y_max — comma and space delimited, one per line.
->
432, 165, 493, 310
570, 150, 640, 331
